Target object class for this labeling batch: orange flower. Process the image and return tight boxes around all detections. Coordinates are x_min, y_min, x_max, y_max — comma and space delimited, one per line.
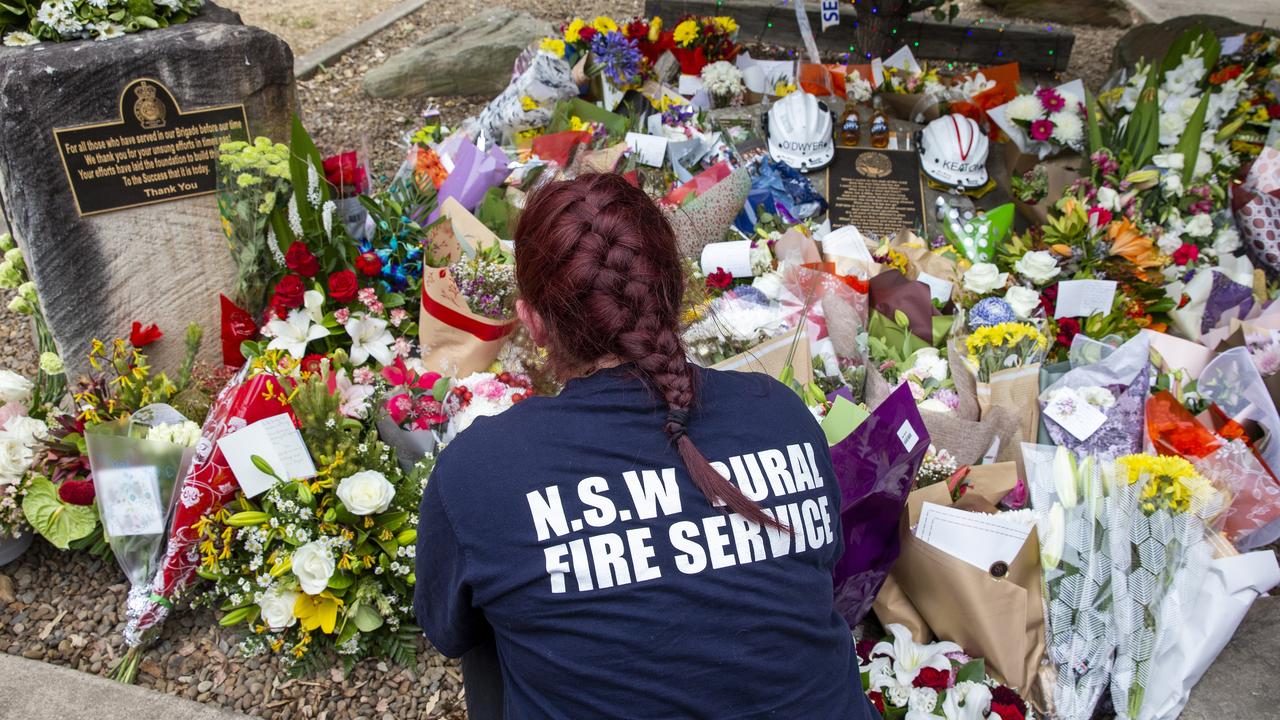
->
1108, 219, 1163, 269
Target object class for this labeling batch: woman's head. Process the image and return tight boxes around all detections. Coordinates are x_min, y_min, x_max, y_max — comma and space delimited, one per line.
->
514, 173, 780, 529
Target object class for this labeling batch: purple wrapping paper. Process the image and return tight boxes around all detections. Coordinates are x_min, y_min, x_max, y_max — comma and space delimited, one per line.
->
830, 383, 929, 627
426, 137, 511, 224
1202, 270, 1255, 336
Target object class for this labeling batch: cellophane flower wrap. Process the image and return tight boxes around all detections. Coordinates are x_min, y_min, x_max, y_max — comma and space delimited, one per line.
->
1023, 443, 1115, 720
1106, 454, 1225, 720
1039, 333, 1150, 458
1145, 390, 1280, 549
829, 383, 928, 627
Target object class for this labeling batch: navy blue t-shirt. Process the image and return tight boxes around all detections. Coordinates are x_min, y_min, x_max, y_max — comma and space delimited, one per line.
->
414, 366, 872, 719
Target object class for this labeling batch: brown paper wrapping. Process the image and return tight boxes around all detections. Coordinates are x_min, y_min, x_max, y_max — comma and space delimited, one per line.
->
999, 149, 1084, 226
711, 333, 812, 384
875, 468, 1046, 708
976, 363, 1042, 446
418, 216, 518, 376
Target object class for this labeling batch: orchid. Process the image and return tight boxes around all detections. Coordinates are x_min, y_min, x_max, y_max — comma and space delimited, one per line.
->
343, 313, 395, 367
870, 623, 962, 688
265, 309, 330, 359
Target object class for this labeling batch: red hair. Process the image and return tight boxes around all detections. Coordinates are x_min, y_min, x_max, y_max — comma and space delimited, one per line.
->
515, 174, 781, 530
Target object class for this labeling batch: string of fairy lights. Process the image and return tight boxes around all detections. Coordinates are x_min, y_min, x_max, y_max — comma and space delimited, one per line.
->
698, 0, 1069, 70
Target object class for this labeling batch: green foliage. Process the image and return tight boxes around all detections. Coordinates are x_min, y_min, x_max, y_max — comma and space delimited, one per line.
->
21, 476, 96, 549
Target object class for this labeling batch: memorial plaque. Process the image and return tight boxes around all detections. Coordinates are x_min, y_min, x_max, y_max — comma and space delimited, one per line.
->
54, 78, 249, 216
825, 147, 925, 240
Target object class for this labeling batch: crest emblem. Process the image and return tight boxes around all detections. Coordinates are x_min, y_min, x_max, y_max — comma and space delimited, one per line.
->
133, 82, 166, 129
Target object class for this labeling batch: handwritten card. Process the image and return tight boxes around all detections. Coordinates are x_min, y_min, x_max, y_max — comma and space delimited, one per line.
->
915, 502, 1031, 572
625, 132, 669, 167
700, 240, 754, 278
217, 414, 317, 498
917, 271, 954, 304
1054, 279, 1117, 319
600, 79, 625, 111
1043, 387, 1108, 441
95, 465, 164, 537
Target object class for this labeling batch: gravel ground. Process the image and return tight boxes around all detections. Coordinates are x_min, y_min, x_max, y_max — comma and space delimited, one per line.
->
0, 541, 467, 719
0, 3, 1142, 719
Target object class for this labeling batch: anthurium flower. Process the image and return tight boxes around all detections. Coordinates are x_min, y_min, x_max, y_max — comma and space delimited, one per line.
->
265, 308, 330, 359
293, 590, 343, 634
129, 321, 163, 348
344, 313, 394, 367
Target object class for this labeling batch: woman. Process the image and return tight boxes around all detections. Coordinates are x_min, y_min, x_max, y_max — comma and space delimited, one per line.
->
414, 173, 873, 719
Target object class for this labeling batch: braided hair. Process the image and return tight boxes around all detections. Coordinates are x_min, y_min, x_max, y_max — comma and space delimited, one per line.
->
515, 173, 782, 530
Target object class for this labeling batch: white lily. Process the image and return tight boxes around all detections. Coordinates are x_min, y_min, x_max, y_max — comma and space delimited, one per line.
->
871, 623, 962, 687
344, 313, 394, 367
303, 289, 325, 324
1040, 502, 1066, 570
1052, 445, 1079, 509
265, 308, 330, 359
941, 681, 993, 720
332, 369, 375, 419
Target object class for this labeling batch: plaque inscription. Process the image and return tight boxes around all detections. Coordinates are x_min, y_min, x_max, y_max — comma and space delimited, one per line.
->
825, 147, 925, 240
53, 78, 249, 216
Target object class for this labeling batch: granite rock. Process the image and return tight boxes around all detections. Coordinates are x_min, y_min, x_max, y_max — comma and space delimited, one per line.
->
1111, 14, 1271, 73
362, 8, 552, 99
980, 0, 1132, 28
0, 4, 295, 377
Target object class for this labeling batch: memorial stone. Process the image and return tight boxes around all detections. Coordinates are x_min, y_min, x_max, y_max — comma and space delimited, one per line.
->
825, 147, 926, 241
0, 4, 295, 376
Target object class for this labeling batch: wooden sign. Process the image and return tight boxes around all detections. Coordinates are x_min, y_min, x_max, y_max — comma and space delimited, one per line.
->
53, 78, 249, 216
825, 147, 925, 241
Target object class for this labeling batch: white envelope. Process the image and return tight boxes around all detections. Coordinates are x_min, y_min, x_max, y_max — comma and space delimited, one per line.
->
914, 502, 1031, 573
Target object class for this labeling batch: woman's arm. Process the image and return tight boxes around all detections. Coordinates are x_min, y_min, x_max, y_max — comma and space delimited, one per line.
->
413, 473, 488, 658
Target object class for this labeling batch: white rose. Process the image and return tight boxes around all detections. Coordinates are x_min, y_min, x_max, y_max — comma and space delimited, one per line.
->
257, 585, 299, 630
1014, 251, 1061, 284
0, 431, 33, 484
1185, 213, 1213, 238
336, 470, 396, 516
1004, 286, 1042, 319
291, 540, 335, 595
1214, 227, 1241, 255
148, 420, 202, 447
0, 370, 33, 405
962, 263, 1008, 295
1095, 186, 1121, 211
3, 415, 46, 445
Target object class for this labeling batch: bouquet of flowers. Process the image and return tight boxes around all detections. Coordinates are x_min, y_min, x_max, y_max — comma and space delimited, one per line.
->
438, 370, 533, 446
914, 445, 959, 491
991, 84, 1086, 158
447, 245, 517, 322
669, 15, 739, 76
217, 137, 293, 314
858, 623, 1034, 720
196, 370, 432, 675
375, 358, 446, 471
701, 60, 744, 109
1, 0, 205, 45
965, 322, 1048, 383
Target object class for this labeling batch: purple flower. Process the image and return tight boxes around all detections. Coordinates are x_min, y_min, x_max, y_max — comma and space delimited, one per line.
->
590, 31, 643, 88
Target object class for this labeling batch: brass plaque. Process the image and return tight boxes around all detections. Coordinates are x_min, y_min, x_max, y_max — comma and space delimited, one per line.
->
825, 147, 926, 240
53, 78, 249, 216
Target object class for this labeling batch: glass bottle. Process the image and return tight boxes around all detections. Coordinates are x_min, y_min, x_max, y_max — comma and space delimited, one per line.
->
840, 106, 861, 146
869, 98, 890, 149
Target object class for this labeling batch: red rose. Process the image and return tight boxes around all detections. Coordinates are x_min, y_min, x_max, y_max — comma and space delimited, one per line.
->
322, 151, 367, 194
578, 26, 597, 42
1172, 243, 1199, 266
706, 267, 734, 290
285, 242, 320, 277
990, 686, 1028, 720
1040, 283, 1058, 316
271, 274, 306, 313
327, 269, 359, 304
58, 479, 96, 506
356, 252, 383, 277
855, 637, 878, 663
1055, 316, 1081, 348
912, 666, 951, 691
129, 321, 163, 348
1268, 103, 1280, 120
866, 691, 885, 715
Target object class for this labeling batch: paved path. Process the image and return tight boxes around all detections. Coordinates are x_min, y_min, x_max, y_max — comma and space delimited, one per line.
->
0, 654, 249, 720
1126, 0, 1280, 27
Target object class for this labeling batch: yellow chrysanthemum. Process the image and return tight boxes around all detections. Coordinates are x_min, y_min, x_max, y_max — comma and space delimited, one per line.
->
520, 95, 538, 112
294, 591, 344, 635
673, 19, 699, 47
539, 37, 565, 56
564, 18, 585, 44
713, 16, 738, 34
648, 17, 663, 42
592, 16, 618, 34
774, 80, 798, 97
1115, 454, 1215, 515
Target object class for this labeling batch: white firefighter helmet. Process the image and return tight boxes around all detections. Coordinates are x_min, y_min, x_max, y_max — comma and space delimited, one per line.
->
918, 113, 990, 190
766, 91, 834, 173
